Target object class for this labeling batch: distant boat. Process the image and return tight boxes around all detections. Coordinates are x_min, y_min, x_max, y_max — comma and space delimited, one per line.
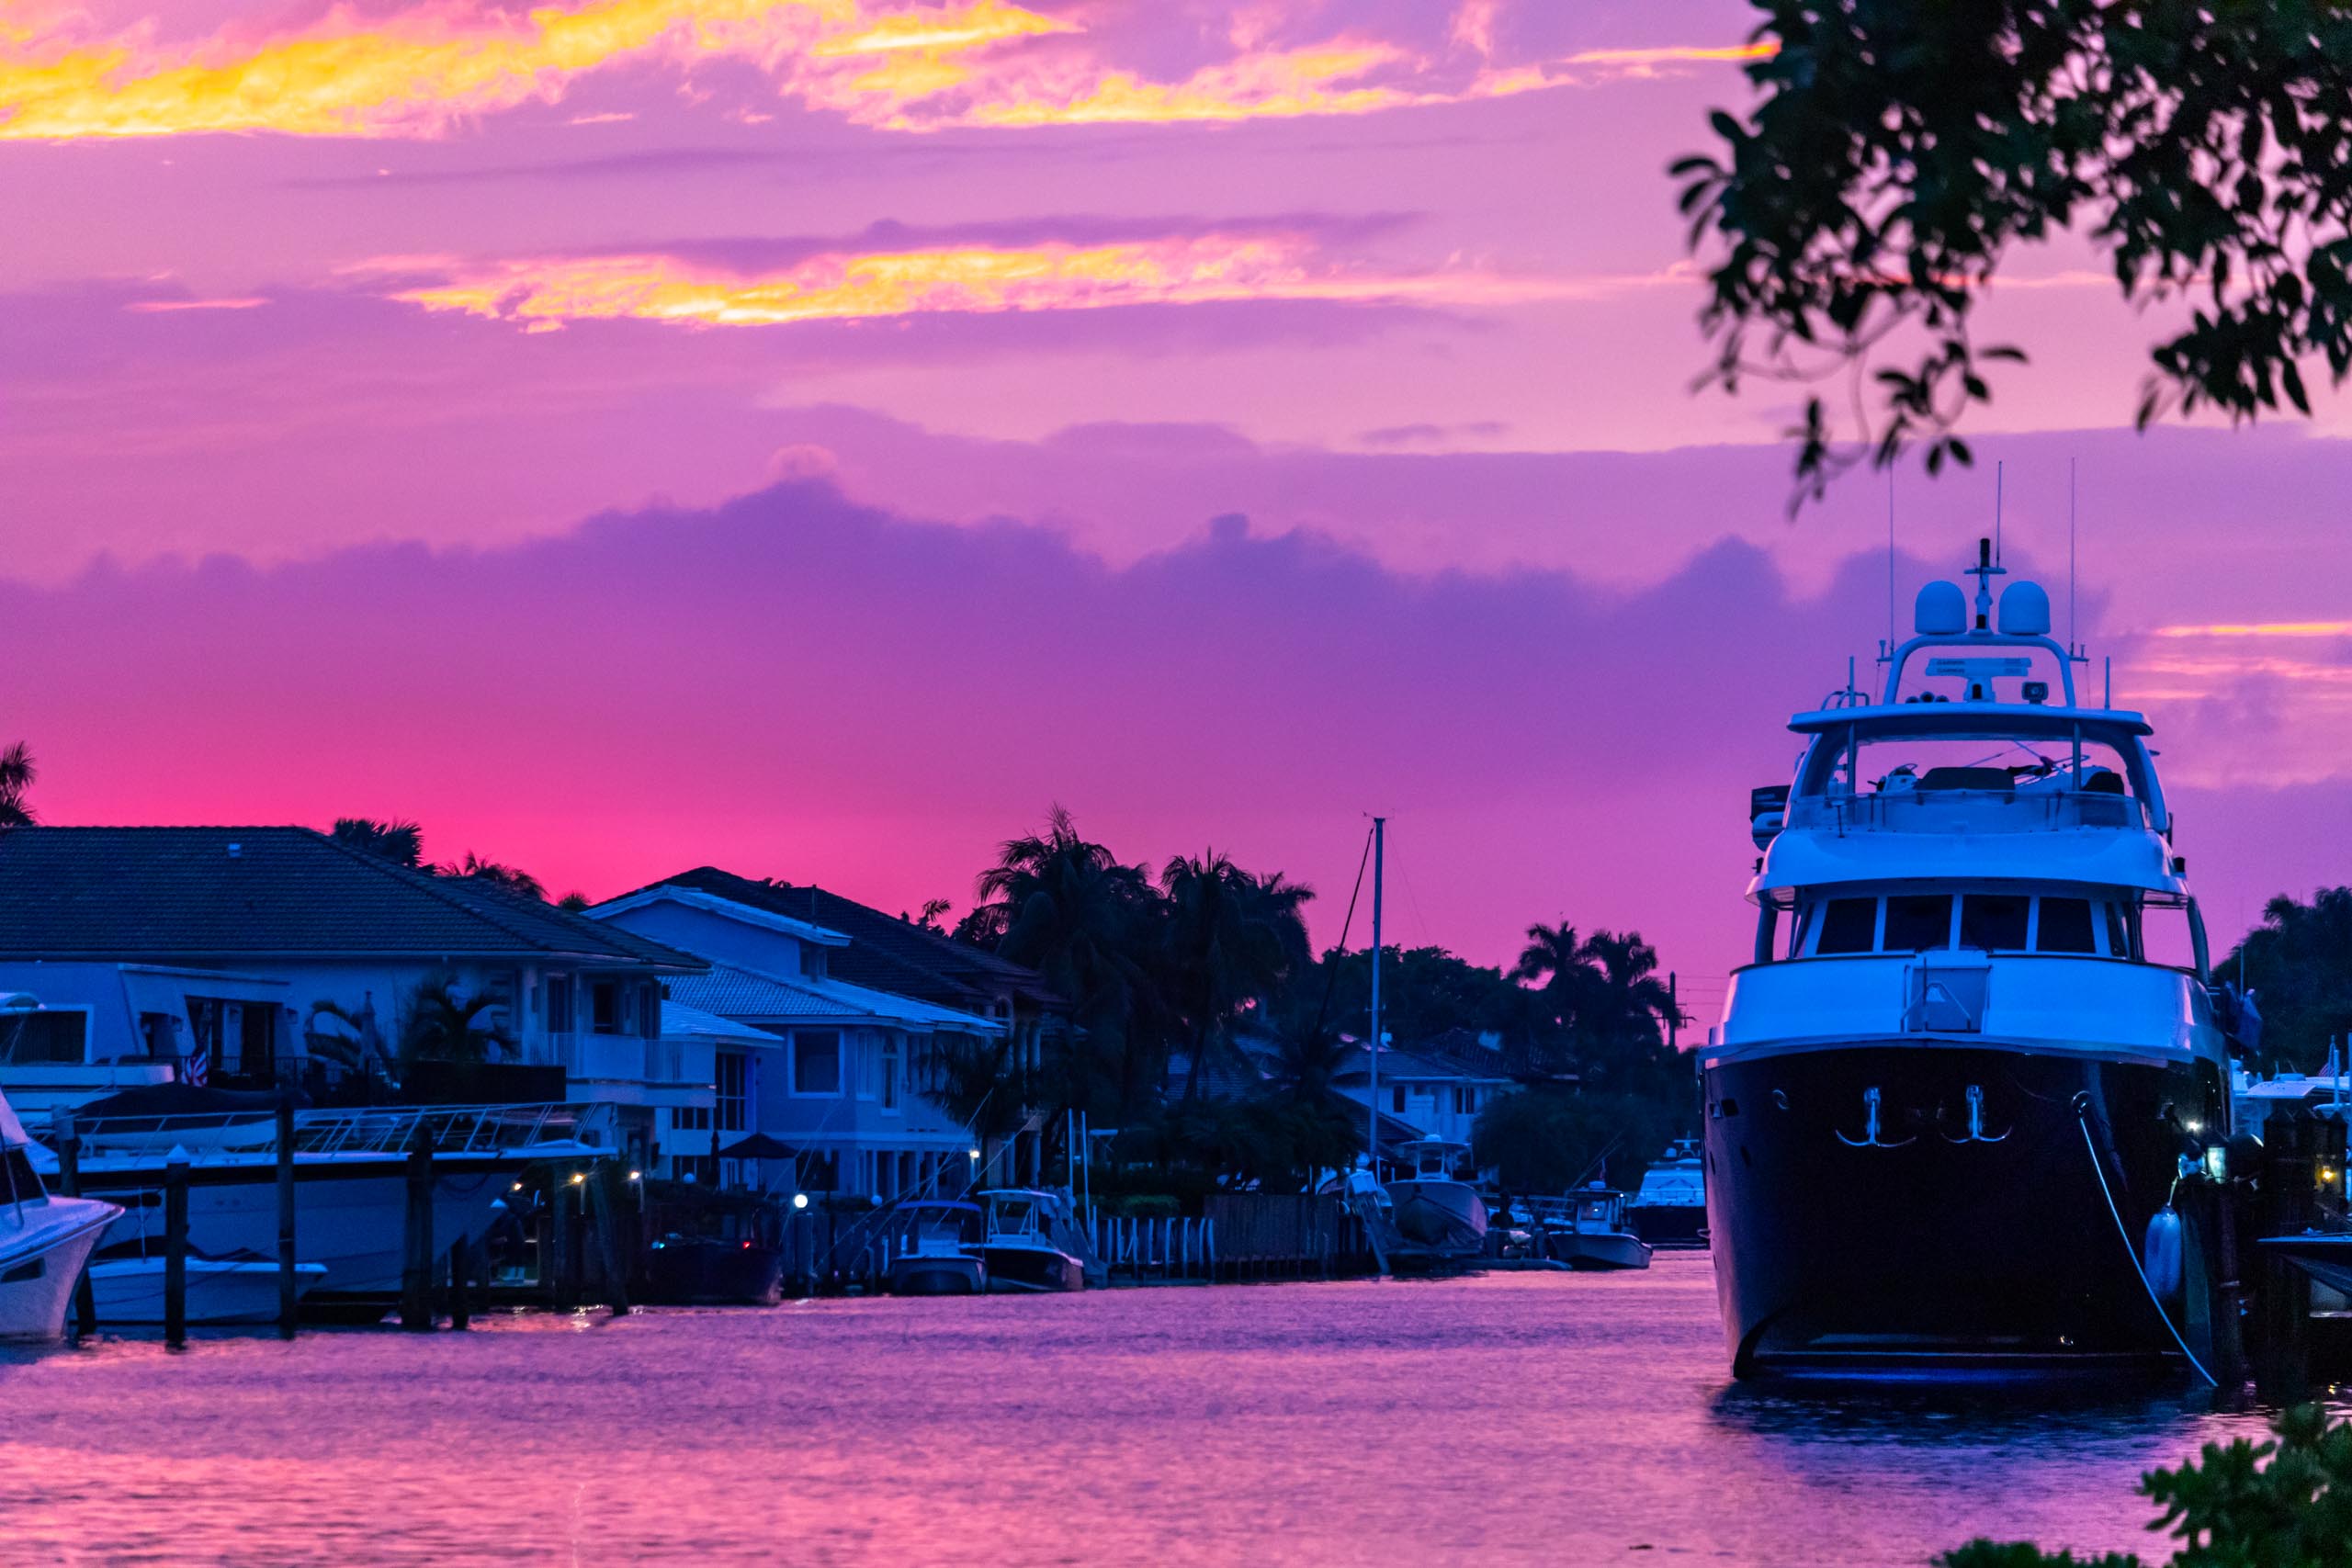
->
976, 1189, 1085, 1292
85, 1249, 327, 1325
1385, 1138, 1487, 1257
885, 1199, 987, 1296
1627, 1139, 1707, 1248
0, 1088, 119, 1340
1537, 1185, 1653, 1271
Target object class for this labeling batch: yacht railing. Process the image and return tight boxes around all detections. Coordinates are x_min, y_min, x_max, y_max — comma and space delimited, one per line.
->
1787, 787, 2146, 835
48, 1101, 617, 1163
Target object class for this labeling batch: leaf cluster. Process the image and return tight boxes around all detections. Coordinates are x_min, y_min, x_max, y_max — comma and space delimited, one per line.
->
1680, 1, 2352, 500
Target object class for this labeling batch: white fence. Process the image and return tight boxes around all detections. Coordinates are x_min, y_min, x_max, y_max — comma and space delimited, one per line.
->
1091, 1213, 1216, 1280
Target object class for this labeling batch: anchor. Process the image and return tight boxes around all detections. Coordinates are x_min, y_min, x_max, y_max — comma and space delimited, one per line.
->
1835, 1086, 1915, 1148
1939, 1083, 2010, 1145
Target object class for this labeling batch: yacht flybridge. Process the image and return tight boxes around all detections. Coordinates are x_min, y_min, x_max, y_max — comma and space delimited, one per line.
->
1708, 542, 2241, 1378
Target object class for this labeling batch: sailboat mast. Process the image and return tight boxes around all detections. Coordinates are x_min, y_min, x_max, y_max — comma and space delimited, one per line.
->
1367, 816, 1385, 1175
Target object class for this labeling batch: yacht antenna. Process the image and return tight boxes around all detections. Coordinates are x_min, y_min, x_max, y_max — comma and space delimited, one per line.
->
1995, 460, 2005, 565
1367, 816, 1385, 1179
2068, 456, 2078, 653
1886, 465, 1896, 664
1966, 536, 2007, 632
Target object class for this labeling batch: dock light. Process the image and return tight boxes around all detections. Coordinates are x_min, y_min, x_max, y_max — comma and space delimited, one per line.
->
968, 1147, 981, 1161
569, 1172, 586, 1185
511, 1181, 524, 1191
627, 1169, 642, 1183
792, 1192, 809, 1211
2324, 1167, 2340, 1186
2183, 1118, 2202, 1134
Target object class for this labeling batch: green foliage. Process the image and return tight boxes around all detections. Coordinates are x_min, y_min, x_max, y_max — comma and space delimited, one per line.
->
0, 741, 36, 829
398, 974, 516, 1066
435, 851, 547, 901
1679, 2, 2352, 501
1940, 1404, 2352, 1568
2222, 888, 2352, 1074
332, 816, 422, 866
1473, 1089, 1679, 1194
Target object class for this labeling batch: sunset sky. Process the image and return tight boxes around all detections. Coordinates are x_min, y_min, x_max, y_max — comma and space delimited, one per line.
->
5, 0, 2348, 1010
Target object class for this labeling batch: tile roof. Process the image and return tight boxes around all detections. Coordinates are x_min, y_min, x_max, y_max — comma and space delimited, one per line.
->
0, 827, 704, 968
636, 867, 1068, 1012
1334, 1044, 1516, 1085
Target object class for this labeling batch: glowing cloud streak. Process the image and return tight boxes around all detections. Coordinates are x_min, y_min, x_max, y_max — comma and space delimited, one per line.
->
376, 234, 1598, 331
0, 0, 1767, 140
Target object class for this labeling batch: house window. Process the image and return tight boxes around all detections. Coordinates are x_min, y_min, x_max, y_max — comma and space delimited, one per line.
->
1391, 1085, 1407, 1114
591, 981, 620, 1034
1453, 1086, 1474, 1115
716, 1051, 748, 1133
799, 945, 827, 978
795, 1031, 842, 1095
641, 984, 662, 1038
235, 1004, 277, 1080
673, 1105, 712, 1134
0, 1010, 85, 1066
881, 1036, 899, 1111
546, 976, 572, 1032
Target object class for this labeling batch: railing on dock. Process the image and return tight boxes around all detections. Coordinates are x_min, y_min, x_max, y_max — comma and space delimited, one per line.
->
51, 1101, 618, 1163
1091, 1213, 1216, 1281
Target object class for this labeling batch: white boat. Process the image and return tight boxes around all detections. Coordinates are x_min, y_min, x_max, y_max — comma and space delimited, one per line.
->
1627, 1139, 1707, 1248
1384, 1138, 1488, 1256
85, 1252, 329, 1325
1537, 1186, 1654, 1271
976, 1189, 1085, 1292
37, 1099, 609, 1307
0, 1089, 120, 1340
884, 1199, 987, 1296
1710, 541, 2242, 1378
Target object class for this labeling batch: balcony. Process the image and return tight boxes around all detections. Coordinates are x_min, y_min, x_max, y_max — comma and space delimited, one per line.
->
1718, 952, 2209, 1060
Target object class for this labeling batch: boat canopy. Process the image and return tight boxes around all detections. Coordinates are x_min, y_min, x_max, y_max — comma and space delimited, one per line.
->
1750, 826, 2188, 904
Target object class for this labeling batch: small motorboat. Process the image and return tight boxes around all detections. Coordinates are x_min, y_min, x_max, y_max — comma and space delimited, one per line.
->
85, 1248, 328, 1325
1537, 1184, 1654, 1271
0, 1090, 120, 1340
884, 1200, 986, 1296
1627, 1138, 1708, 1248
642, 1234, 785, 1305
1384, 1139, 1488, 1257
976, 1189, 1085, 1292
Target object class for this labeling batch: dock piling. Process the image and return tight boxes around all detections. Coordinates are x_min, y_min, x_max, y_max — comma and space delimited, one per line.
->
447, 1236, 469, 1330
55, 1113, 96, 1339
276, 1089, 298, 1340
164, 1151, 189, 1349
401, 1122, 435, 1331
549, 1175, 578, 1311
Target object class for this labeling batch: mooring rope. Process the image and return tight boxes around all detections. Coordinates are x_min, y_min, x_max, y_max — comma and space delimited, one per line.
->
2075, 1111, 2217, 1386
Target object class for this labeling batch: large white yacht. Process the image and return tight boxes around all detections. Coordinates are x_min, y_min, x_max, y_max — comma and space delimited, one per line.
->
1708, 543, 2240, 1378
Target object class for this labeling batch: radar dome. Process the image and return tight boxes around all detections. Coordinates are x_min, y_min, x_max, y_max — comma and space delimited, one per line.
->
2000, 581, 2052, 637
1915, 581, 1967, 636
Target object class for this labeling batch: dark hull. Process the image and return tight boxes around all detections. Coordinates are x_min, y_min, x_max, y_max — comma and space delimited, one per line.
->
981, 1244, 1084, 1292
1628, 1203, 1708, 1248
888, 1257, 985, 1296
1705, 1043, 2221, 1379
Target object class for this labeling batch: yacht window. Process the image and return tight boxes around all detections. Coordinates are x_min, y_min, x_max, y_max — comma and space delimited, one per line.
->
1883, 894, 1955, 952
2035, 897, 2098, 954
1959, 894, 2030, 951
2105, 903, 2136, 961
2, 1147, 40, 1203
1815, 897, 1880, 955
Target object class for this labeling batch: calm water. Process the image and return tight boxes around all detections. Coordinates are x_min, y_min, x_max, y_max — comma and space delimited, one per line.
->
0, 1255, 2315, 1566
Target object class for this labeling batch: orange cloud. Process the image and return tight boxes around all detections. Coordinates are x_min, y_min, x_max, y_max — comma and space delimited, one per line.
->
2152, 620, 2352, 638
0, 0, 1764, 140
370, 234, 1608, 331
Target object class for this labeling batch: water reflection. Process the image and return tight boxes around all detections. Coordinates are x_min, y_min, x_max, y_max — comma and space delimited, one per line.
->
0, 1255, 2329, 1566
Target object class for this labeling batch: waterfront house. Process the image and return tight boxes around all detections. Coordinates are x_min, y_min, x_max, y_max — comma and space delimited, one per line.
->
1330, 1034, 1516, 1147
0, 827, 705, 1164
588, 875, 1035, 1197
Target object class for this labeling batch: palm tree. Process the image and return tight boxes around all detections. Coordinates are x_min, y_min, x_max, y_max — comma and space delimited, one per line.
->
1510, 920, 1594, 1022
1161, 851, 1314, 1101
437, 852, 547, 901
1571, 930, 1678, 1093
932, 1032, 1025, 1187
399, 976, 516, 1066
0, 742, 37, 828
332, 817, 423, 867
973, 807, 1165, 1116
